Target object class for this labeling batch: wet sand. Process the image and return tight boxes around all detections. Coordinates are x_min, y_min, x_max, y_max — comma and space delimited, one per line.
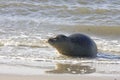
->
0, 64, 120, 80
0, 74, 119, 80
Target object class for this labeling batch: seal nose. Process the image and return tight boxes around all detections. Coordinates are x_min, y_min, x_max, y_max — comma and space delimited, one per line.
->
48, 38, 54, 43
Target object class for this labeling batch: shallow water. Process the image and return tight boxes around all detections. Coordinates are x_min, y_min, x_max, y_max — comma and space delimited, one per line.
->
0, 0, 120, 75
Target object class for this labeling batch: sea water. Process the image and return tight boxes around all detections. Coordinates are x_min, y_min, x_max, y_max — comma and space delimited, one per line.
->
0, 0, 120, 75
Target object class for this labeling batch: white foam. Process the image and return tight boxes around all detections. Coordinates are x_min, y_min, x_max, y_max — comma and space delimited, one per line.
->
0, 37, 48, 48
94, 37, 120, 53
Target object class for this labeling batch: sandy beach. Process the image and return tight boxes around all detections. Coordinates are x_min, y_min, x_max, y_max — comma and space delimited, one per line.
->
0, 64, 120, 80
0, 0, 120, 80
0, 74, 120, 80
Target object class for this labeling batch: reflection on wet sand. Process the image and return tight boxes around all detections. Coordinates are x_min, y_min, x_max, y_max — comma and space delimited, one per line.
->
46, 63, 95, 74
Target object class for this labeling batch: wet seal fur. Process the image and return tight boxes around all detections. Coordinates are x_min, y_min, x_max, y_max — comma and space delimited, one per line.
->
48, 33, 97, 58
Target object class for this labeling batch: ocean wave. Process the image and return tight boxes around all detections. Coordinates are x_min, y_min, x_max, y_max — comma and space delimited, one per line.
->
0, 0, 119, 56
0, 38, 48, 48
0, 16, 76, 26
96, 38, 120, 53
60, 25, 120, 36
0, 0, 120, 26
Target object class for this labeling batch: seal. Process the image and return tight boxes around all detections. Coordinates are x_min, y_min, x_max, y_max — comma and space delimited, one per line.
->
48, 33, 97, 58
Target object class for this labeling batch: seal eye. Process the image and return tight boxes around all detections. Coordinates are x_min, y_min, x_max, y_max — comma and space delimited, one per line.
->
56, 35, 67, 40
